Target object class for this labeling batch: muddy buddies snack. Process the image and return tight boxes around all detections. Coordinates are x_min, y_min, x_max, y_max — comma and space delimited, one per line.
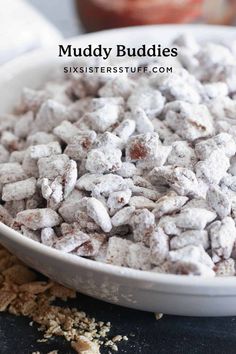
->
2, 34, 236, 277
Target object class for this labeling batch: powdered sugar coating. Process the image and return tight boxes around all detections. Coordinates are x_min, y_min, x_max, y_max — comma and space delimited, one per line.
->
15, 208, 61, 230
2, 177, 36, 201
209, 217, 236, 262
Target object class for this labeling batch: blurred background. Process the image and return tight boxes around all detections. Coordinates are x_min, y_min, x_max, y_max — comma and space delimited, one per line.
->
75, 0, 236, 31
1, 0, 236, 65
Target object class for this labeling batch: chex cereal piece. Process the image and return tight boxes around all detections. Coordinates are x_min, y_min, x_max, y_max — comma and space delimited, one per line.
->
9, 150, 26, 163
22, 193, 43, 212
84, 98, 122, 133
19, 281, 53, 294
47, 177, 63, 210
170, 230, 209, 250
65, 131, 97, 161
195, 150, 230, 185
1, 131, 21, 152
127, 85, 165, 117
130, 209, 155, 244
25, 189, 43, 210
29, 141, 62, 160
229, 156, 236, 176
174, 208, 216, 230
173, 33, 200, 54
116, 162, 138, 178
150, 227, 169, 266
91, 174, 128, 197
129, 183, 160, 201
86, 147, 122, 174
215, 259, 235, 276
49, 281, 76, 299
203, 82, 228, 100
75, 210, 101, 232
106, 236, 132, 266
5, 200, 26, 218
62, 160, 78, 198
41, 178, 53, 200
113, 119, 136, 142
3, 264, 37, 285
136, 144, 171, 170
169, 245, 214, 269
16, 208, 61, 230
21, 226, 41, 242
14, 111, 34, 139
20, 87, 49, 113
126, 133, 159, 162
0, 144, 10, 163
38, 154, 69, 180
54, 231, 89, 253
132, 176, 154, 189
107, 190, 132, 215
167, 141, 197, 168
158, 215, 182, 236
129, 196, 156, 210
149, 166, 199, 197
71, 336, 100, 354
98, 75, 135, 99
0, 162, 26, 184
164, 101, 214, 141
153, 192, 188, 218
195, 132, 236, 159
152, 119, 174, 143
0, 115, 17, 135
86, 197, 112, 233
95, 131, 124, 150
206, 185, 231, 219
209, 217, 236, 261
172, 261, 215, 276
111, 206, 135, 228
0, 291, 17, 312
221, 175, 236, 192
53, 120, 80, 143
41, 227, 57, 247
157, 71, 201, 104
132, 108, 154, 134
0, 205, 13, 226
26, 132, 58, 146
126, 243, 151, 270
76, 233, 107, 257
35, 99, 71, 132
2, 177, 36, 201
58, 190, 85, 223
22, 150, 39, 178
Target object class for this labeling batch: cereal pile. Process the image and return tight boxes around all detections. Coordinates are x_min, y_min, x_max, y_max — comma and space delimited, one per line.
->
0, 245, 127, 353
1, 34, 236, 276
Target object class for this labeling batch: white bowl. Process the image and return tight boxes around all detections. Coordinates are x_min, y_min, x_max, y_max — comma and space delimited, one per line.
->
1, 25, 236, 317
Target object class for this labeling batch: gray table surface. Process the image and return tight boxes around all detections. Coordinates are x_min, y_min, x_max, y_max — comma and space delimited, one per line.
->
1, 2, 236, 354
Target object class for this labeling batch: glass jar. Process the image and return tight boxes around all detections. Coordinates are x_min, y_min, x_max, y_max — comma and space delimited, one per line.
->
75, 0, 203, 32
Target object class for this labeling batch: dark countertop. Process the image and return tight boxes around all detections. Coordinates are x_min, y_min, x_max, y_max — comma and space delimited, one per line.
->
1, 1, 236, 353
1, 292, 236, 354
